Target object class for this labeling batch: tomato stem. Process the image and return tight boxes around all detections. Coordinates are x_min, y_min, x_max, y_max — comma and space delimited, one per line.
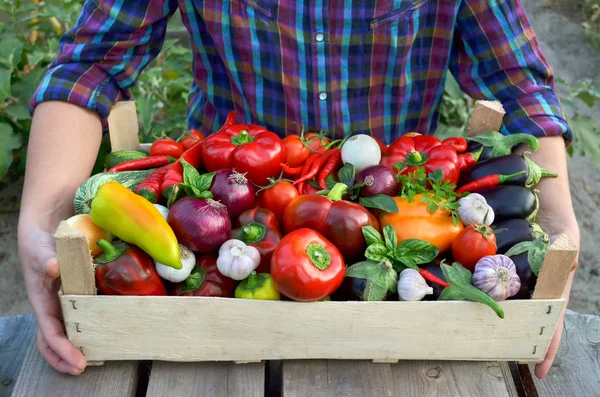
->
238, 222, 267, 244
326, 182, 348, 201
306, 243, 331, 270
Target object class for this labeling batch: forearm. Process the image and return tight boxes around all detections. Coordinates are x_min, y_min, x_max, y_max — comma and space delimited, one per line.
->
20, 101, 102, 232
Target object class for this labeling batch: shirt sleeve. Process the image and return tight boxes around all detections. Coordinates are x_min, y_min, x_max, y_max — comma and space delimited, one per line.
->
29, 0, 178, 124
449, 0, 572, 143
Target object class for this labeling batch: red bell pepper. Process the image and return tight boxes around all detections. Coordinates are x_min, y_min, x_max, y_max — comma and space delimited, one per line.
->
271, 228, 345, 301
94, 239, 167, 296
201, 111, 285, 185
380, 135, 460, 185
282, 183, 380, 262
173, 255, 236, 297
231, 207, 282, 273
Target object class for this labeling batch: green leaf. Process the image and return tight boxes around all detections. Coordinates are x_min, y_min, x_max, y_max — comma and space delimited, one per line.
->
359, 194, 399, 213
325, 174, 338, 190
362, 226, 383, 246
27, 51, 46, 68
440, 261, 473, 286
180, 183, 202, 198
338, 163, 355, 187
364, 242, 387, 262
383, 225, 397, 252
0, 37, 23, 70
358, 261, 398, 301
12, 68, 45, 104
4, 102, 31, 120
195, 172, 215, 193
0, 122, 22, 179
505, 234, 550, 276
345, 260, 384, 279
575, 90, 598, 108
393, 239, 439, 269
0, 68, 11, 103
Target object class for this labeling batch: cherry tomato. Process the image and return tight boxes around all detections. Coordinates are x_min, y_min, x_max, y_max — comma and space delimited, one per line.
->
304, 132, 331, 151
258, 181, 299, 221
150, 139, 184, 158
271, 228, 345, 301
178, 129, 205, 150
452, 225, 497, 270
282, 135, 310, 167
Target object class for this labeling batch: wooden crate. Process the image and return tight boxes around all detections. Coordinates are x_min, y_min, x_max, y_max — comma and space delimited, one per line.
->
55, 101, 578, 365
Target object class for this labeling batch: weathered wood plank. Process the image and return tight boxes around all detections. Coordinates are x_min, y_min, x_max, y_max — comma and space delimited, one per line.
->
529, 310, 600, 397
282, 360, 397, 397
533, 234, 578, 300
467, 100, 506, 136
11, 338, 139, 397
55, 221, 96, 296
107, 101, 140, 151
391, 361, 518, 397
59, 296, 564, 363
146, 361, 264, 397
0, 315, 36, 397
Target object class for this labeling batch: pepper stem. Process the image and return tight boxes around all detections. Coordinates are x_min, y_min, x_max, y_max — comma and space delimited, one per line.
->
306, 243, 331, 270
180, 267, 206, 293
231, 130, 255, 146
94, 239, 127, 264
326, 182, 348, 201
238, 222, 267, 244
244, 271, 265, 291
405, 150, 428, 166
498, 170, 527, 184
471, 145, 484, 162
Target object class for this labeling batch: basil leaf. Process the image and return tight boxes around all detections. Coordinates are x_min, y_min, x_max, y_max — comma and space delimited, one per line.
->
196, 172, 215, 193
180, 158, 201, 186
383, 225, 398, 252
394, 239, 439, 266
345, 260, 383, 280
362, 226, 383, 246
325, 174, 338, 190
180, 183, 202, 198
308, 179, 321, 189
359, 194, 399, 213
338, 163, 355, 187
363, 272, 391, 301
365, 242, 387, 262
440, 262, 473, 286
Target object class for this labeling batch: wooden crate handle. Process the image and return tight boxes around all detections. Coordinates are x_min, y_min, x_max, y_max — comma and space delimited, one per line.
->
467, 100, 506, 137
533, 233, 578, 300
54, 221, 97, 295
107, 101, 141, 152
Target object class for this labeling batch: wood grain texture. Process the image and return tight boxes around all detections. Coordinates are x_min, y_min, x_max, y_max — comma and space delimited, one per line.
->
533, 233, 579, 299
391, 361, 518, 397
467, 100, 506, 136
146, 361, 264, 397
0, 315, 36, 397
59, 296, 564, 362
107, 101, 140, 152
10, 339, 138, 397
530, 310, 600, 397
54, 221, 96, 296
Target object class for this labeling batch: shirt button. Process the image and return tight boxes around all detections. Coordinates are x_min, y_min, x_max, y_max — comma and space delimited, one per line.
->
319, 92, 328, 101
315, 32, 325, 42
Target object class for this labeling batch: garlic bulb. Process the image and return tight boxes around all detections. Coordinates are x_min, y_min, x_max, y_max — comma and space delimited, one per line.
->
473, 255, 521, 301
458, 193, 494, 226
216, 239, 261, 280
155, 244, 196, 282
398, 269, 433, 301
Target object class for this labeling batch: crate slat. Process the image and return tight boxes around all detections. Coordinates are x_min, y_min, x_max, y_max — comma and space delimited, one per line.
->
60, 296, 563, 363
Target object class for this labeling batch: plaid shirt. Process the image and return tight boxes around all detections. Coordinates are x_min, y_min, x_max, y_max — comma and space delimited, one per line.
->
30, 0, 572, 143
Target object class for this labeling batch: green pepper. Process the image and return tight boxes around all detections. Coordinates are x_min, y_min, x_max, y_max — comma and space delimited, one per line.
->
235, 272, 280, 300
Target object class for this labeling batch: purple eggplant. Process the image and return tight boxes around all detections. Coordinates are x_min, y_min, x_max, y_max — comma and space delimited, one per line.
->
508, 253, 537, 299
459, 154, 556, 189
478, 185, 538, 222
492, 219, 543, 254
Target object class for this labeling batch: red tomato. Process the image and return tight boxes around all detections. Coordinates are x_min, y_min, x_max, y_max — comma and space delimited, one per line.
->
303, 132, 331, 151
202, 120, 285, 185
271, 228, 345, 301
231, 207, 281, 273
150, 139, 184, 158
178, 129, 205, 150
173, 255, 235, 297
258, 181, 299, 221
282, 135, 310, 167
452, 226, 497, 270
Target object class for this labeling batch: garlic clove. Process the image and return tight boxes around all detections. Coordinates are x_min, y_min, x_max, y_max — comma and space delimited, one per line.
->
398, 269, 433, 301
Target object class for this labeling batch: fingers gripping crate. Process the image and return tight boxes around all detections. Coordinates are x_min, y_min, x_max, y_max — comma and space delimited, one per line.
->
55, 101, 578, 365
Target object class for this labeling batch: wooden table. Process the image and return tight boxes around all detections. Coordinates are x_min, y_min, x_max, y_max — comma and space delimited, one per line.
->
1, 312, 599, 397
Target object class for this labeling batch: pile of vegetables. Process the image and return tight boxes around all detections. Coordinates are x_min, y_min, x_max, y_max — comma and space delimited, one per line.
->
66, 113, 558, 318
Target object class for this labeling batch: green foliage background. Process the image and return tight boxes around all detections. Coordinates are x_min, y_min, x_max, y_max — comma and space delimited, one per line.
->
0, 0, 599, 182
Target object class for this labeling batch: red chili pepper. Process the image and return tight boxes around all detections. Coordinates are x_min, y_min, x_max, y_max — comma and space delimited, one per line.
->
294, 152, 331, 186
457, 146, 484, 171
136, 163, 175, 203
441, 137, 468, 153
107, 155, 173, 172
296, 152, 320, 194
317, 148, 341, 189
456, 170, 527, 194
161, 141, 205, 204
419, 268, 450, 288
280, 163, 303, 175
150, 138, 184, 158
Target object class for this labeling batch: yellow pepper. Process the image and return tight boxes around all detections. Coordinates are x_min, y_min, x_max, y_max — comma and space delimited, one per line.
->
234, 272, 280, 300
379, 195, 464, 252
90, 182, 181, 269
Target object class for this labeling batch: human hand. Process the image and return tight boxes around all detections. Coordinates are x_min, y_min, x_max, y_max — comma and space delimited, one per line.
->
18, 221, 87, 375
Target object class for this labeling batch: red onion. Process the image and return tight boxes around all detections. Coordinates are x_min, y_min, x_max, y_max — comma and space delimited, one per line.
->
168, 197, 231, 253
357, 165, 398, 197
210, 169, 256, 219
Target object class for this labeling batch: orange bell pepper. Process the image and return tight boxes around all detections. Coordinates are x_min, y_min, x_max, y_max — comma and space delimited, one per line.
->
378, 195, 463, 252
91, 182, 182, 269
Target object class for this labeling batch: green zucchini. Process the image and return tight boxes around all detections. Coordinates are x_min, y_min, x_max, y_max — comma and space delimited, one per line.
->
74, 170, 154, 214
104, 150, 148, 170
